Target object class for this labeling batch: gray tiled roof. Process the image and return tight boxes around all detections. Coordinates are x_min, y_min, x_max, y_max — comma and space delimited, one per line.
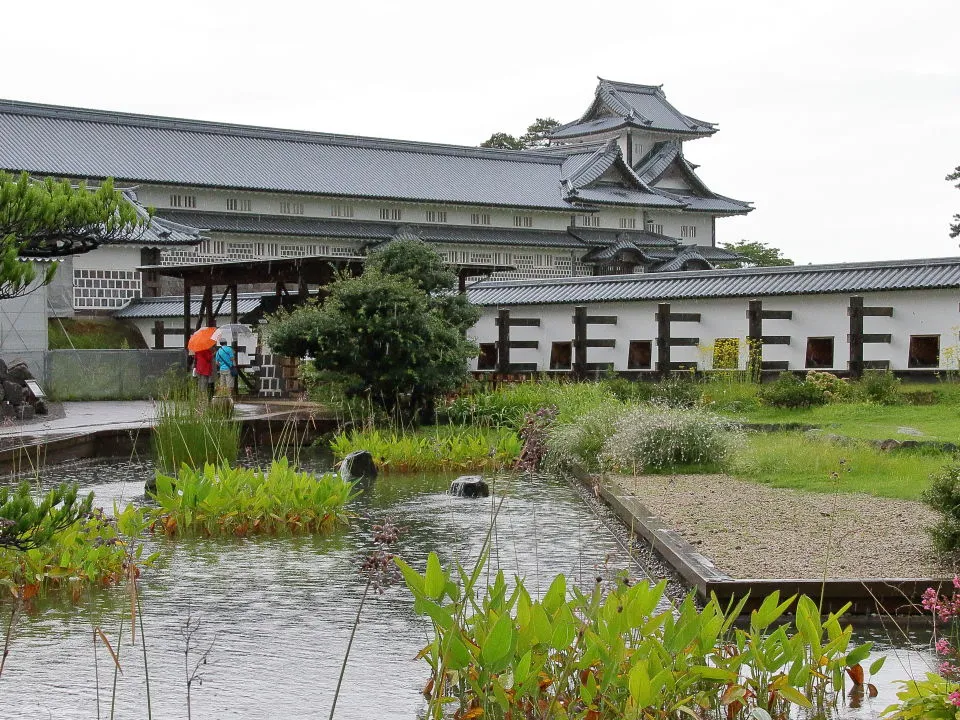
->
118, 191, 204, 247
115, 293, 265, 319
551, 79, 717, 139
466, 257, 960, 306
0, 100, 573, 210
653, 248, 712, 273
156, 210, 585, 249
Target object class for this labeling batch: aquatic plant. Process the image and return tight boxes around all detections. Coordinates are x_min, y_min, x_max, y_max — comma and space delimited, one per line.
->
398, 551, 877, 720
885, 577, 960, 717
330, 425, 522, 473
149, 459, 356, 537
152, 379, 240, 473
0, 502, 155, 599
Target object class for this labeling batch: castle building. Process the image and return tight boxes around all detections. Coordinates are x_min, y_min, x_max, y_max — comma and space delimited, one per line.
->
0, 79, 751, 314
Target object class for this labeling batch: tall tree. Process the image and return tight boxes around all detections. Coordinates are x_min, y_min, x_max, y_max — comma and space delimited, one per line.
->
265, 239, 479, 422
480, 117, 561, 150
718, 240, 794, 268
480, 132, 523, 150
519, 117, 561, 149
0, 172, 147, 299
947, 165, 960, 239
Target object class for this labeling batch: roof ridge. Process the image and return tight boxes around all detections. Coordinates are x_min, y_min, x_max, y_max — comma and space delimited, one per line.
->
472, 256, 960, 289
0, 98, 565, 165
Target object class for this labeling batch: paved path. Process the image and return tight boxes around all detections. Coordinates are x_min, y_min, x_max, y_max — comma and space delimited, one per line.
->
0, 400, 298, 440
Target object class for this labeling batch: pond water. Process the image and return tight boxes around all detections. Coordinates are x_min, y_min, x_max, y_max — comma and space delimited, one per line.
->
0, 454, 940, 719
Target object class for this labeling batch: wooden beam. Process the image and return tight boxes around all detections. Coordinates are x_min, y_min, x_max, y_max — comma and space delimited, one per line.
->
668, 337, 700, 347
761, 361, 790, 371
585, 339, 616, 348
861, 307, 894, 317
584, 362, 615, 371
183, 280, 191, 355
509, 340, 539, 349
668, 312, 701, 322
153, 321, 165, 350
507, 363, 538, 373
761, 310, 793, 320
573, 306, 588, 378
585, 315, 617, 325
656, 303, 671, 375
761, 335, 791, 345
494, 317, 541, 327
848, 296, 864, 380
848, 333, 892, 344
497, 309, 511, 373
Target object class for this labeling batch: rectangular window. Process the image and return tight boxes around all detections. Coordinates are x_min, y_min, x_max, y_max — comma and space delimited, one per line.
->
279, 201, 304, 215
550, 342, 572, 370
648, 222, 664, 235
805, 337, 834, 369
471, 213, 491, 225
514, 215, 533, 228
908, 335, 940, 368
331, 204, 354, 218
632, 141, 643, 158
681, 225, 697, 239
712, 338, 740, 370
627, 340, 652, 369
477, 343, 497, 371
578, 215, 600, 227
619, 218, 637, 230
226, 198, 252, 212
169, 194, 196, 208
424, 210, 447, 223
380, 208, 402, 221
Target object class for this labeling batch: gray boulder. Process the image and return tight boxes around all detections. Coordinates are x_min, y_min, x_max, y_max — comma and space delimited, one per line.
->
3, 381, 22, 405
6, 362, 31, 383
450, 475, 490, 498
339, 450, 378, 481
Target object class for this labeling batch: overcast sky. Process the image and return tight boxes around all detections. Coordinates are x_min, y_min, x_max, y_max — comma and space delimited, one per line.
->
4, 0, 959, 265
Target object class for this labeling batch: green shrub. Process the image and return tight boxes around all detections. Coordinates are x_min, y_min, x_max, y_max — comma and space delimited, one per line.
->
859, 369, 902, 405
648, 376, 703, 407
923, 463, 960, 554
805, 370, 854, 402
150, 459, 356, 536
544, 402, 625, 472
759, 372, 829, 408
602, 404, 741, 472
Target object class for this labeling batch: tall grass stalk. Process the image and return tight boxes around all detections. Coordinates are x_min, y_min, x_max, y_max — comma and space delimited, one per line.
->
153, 380, 240, 474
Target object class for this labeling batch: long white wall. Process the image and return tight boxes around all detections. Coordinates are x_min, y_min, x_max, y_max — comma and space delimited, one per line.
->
468, 288, 960, 372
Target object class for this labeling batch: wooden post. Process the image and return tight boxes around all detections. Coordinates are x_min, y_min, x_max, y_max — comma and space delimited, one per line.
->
230, 283, 239, 396
848, 295, 864, 379
573, 306, 588, 378
183, 280, 191, 356
203, 283, 214, 327
656, 303, 671, 376
497, 309, 510, 374
747, 300, 763, 380
154, 320, 165, 350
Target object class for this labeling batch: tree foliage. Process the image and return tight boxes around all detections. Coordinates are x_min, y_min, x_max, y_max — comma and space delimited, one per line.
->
948, 165, 960, 239
0, 172, 148, 299
718, 240, 795, 268
265, 239, 480, 421
0, 482, 93, 550
480, 118, 561, 150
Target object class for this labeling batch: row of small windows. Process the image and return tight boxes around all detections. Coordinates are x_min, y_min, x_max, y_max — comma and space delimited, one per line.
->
169, 193, 686, 236
476, 335, 946, 371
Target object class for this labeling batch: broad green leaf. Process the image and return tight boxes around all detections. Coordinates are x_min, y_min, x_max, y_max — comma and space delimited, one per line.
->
424, 552, 446, 599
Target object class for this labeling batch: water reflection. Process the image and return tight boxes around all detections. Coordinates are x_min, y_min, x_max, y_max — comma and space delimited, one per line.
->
1, 457, 648, 719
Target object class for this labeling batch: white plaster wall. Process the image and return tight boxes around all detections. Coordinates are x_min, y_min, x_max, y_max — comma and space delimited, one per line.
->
645, 212, 712, 245
468, 289, 960, 372
0, 281, 48, 354
72, 246, 143, 272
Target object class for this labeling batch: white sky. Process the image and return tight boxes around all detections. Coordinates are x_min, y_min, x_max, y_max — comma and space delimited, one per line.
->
4, 0, 959, 265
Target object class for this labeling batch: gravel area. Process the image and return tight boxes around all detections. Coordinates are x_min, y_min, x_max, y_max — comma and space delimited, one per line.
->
609, 473, 956, 580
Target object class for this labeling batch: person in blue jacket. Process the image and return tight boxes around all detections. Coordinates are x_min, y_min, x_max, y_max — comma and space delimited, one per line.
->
215, 340, 236, 393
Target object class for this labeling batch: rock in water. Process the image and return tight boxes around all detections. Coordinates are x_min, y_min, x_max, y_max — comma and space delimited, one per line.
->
340, 450, 378, 481
449, 475, 490, 498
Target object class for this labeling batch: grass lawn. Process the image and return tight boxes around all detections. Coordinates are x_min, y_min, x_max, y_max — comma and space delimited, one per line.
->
48, 317, 146, 349
729, 432, 948, 500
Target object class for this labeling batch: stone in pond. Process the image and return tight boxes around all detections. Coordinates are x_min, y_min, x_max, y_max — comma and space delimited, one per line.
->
340, 450, 378, 481
450, 475, 490, 498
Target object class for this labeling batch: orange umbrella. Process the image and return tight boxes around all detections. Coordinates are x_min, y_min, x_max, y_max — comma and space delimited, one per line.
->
187, 327, 218, 352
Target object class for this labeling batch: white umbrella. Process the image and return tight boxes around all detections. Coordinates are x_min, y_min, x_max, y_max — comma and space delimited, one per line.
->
212, 324, 252, 343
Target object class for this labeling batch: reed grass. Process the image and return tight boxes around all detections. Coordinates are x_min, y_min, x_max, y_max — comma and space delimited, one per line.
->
149, 459, 356, 536
330, 424, 522, 473
152, 379, 240, 474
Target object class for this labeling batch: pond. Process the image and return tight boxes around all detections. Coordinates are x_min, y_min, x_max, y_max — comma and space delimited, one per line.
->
0, 454, 939, 719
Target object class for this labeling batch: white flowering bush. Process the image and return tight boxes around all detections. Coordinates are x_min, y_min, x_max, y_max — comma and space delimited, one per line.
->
544, 402, 625, 472
601, 404, 742, 472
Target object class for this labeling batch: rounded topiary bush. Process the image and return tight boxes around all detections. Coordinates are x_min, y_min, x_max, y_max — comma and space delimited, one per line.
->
601, 404, 741, 472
